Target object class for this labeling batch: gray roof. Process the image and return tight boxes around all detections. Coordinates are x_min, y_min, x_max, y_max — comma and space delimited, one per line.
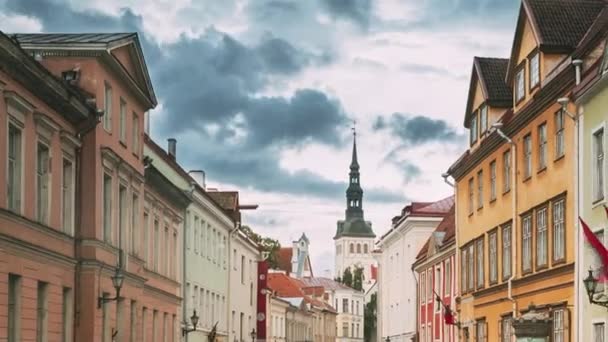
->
476, 57, 512, 103
11, 33, 135, 45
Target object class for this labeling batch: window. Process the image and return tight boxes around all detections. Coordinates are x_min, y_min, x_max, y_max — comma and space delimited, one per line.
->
515, 68, 525, 102
343, 298, 348, 313
62, 159, 74, 235
356, 243, 361, 253
62, 288, 73, 342
592, 230, 606, 292
194, 217, 199, 253
480, 105, 488, 135
553, 199, 566, 262
539, 123, 547, 169
154, 219, 159, 272
132, 112, 139, 155
427, 269, 433, 302
461, 249, 467, 293
435, 267, 441, 311
468, 244, 474, 292
555, 110, 565, 158
522, 215, 532, 273
420, 273, 426, 304
476, 239, 484, 289
120, 98, 127, 143
364, 244, 368, 253
119, 185, 127, 255
103, 174, 112, 243
36, 142, 50, 224
468, 178, 475, 214
503, 150, 511, 192
7, 123, 22, 212
342, 322, 349, 337
241, 255, 245, 284
489, 231, 497, 283
8, 274, 21, 342
476, 319, 486, 342
470, 116, 478, 145
502, 224, 512, 280
594, 128, 605, 202
349, 243, 354, 253
477, 170, 483, 208
104, 83, 112, 131
36, 282, 48, 342
537, 207, 548, 268
594, 322, 605, 342
490, 161, 496, 201
553, 309, 565, 342
141, 308, 147, 342
523, 134, 532, 178
530, 52, 540, 88
445, 259, 451, 295
501, 317, 512, 342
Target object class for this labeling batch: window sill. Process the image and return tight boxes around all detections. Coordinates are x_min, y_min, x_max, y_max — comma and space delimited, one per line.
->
535, 264, 549, 273
119, 140, 127, 148
537, 166, 547, 175
477, 206, 483, 212
132, 151, 139, 159
523, 175, 532, 183
552, 258, 566, 267
521, 269, 532, 277
592, 197, 606, 208
554, 154, 565, 163
489, 197, 497, 204
468, 212, 474, 217
503, 188, 511, 196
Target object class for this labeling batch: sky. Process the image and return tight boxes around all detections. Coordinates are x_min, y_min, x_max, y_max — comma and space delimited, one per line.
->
0, 0, 521, 277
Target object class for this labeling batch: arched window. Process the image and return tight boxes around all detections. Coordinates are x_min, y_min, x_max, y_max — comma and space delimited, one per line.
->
364, 244, 368, 253
349, 243, 354, 253
356, 243, 361, 253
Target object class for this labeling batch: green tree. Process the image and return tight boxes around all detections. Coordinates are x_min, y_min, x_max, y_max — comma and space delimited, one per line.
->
240, 225, 281, 268
342, 267, 353, 287
364, 293, 377, 342
353, 266, 364, 291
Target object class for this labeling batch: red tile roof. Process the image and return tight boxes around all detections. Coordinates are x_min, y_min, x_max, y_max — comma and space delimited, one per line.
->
276, 247, 293, 274
416, 204, 456, 261
381, 196, 454, 241
267, 273, 337, 313
299, 277, 352, 291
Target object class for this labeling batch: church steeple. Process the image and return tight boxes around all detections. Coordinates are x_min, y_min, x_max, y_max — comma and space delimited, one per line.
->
334, 125, 375, 240
346, 127, 363, 220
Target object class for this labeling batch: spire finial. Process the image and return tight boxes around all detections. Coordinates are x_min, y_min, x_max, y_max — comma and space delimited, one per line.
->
352, 119, 357, 138
350, 120, 359, 170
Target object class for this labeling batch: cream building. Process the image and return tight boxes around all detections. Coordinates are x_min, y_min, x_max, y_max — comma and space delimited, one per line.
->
376, 196, 453, 342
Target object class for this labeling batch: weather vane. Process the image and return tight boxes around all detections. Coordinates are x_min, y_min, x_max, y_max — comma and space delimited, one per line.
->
352, 119, 357, 137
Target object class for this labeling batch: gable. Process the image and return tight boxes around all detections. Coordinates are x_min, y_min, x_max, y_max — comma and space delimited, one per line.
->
516, 14, 540, 66
464, 74, 485, 128
111, 44, 146, 89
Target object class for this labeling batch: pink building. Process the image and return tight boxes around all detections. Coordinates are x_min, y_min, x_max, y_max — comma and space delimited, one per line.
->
0, 31, 188, 341
413, 205, 457, 342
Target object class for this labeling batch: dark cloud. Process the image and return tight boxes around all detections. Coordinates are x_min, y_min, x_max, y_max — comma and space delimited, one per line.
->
373, 113, 465, 146
320, 0, 372, 28
2, 0, 402, 203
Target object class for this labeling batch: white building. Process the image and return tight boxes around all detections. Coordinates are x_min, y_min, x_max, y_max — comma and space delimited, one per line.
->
300, 277, 364, 342
144, 139, 232, 342
275, 234, 314, 278
334, 134, 377, 293
229, 230, 260, 342
376, 196, 453, 342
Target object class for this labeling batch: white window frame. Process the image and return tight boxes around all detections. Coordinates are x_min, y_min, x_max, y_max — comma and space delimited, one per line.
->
489, 231, 497, 283
468, 178, 475, 214
470, 116, 478, 145
480, 105, 488, 135
503, 149, 511, 192
515, 68, 525, 102
592, 123, 606, 204
502, 224, 512, 279
119, 98, 127, 143
132, 112, 139, 156
538, 123, 547, 169
524, 134, 532, 178
553, 198, 566, 262
529, 52, 540, 88
444, 259, 451, 296
104, 83, 112, 132
476, 238, 484, 289
7, 118, 24, 214
522, 215, 532, 273
490, 160, 497, 201
477, 170, 483, 209
553, 309, 565, 342
36, 140, 51, 225
537, 207, 548, 268
555, 110, 565, 159
435, 266, 441, 312
61, 156, 75, 236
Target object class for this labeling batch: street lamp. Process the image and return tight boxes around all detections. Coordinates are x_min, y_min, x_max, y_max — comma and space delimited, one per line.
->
385, 337, 390, 342
182, 310, 200, 336
250, 328, 256, 342
98, 267, 125, 308
584, 269, 608, 308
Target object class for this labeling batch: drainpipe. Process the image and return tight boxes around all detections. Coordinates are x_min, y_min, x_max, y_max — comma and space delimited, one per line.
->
183, 211, 189, 342
490, 123, 518, 318
442, 173, 458, 334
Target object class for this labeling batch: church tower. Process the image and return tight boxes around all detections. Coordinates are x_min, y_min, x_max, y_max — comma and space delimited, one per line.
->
334, 129, 376, 291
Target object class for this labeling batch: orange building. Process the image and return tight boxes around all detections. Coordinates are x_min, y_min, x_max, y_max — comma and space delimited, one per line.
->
446, 1, 608, 341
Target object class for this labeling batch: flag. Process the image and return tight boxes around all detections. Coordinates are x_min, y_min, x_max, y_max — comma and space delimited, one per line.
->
580, 216, 608, 282
444, 304, 455, 325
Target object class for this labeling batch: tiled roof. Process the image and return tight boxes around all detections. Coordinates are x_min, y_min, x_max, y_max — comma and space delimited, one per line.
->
268, 273, 306, 297
299, 277, 352, 291
476, 57, 512, 102
416, 204, 456, 260
276, 247, 293, 274
380, 196, 454, 241
527, 0, 604, 49
206, 191, 239, 211
12, 33, 135, 44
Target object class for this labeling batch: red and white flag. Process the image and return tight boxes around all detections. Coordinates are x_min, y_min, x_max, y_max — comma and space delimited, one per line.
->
580, 207, 608, 282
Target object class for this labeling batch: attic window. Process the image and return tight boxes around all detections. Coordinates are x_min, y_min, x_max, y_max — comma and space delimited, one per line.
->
470, 116, 478, 145
529, 52, 540, 88
479, 105, 488, 134
515, 68, 525, 103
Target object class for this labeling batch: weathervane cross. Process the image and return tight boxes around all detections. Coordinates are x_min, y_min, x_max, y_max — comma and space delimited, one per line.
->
352, 119, 357, 137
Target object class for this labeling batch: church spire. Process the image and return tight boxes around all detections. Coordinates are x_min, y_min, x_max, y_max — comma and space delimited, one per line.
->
350, 124, 359, 170
345, 124, 363, 220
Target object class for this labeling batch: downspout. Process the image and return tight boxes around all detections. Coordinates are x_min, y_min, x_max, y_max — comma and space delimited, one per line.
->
572, 58, 583, 342
183, 211, 189, 342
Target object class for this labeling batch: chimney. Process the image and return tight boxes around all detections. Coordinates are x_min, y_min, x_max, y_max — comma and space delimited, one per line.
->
189, 170, 206, 190
167, 138, 176, 159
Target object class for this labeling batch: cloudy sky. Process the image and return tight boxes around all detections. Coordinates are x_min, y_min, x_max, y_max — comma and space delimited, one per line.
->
1, 0, 520, 276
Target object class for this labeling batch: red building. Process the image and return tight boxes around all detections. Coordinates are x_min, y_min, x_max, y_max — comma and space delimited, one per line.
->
413, 205, 457, 342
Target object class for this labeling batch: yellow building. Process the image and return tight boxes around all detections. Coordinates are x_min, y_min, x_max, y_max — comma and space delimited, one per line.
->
446, 0, 608, 340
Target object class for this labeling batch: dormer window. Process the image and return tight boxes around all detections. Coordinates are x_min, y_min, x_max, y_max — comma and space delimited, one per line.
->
515, 67, 525, 103
470, 116, 478, 145
479, 105, 488, 135
529, 52, 540, 89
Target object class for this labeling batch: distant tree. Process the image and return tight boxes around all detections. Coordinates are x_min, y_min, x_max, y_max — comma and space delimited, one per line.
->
240, 225, 281, 269
364, 293, 377, 342
342, 267, 353, 287
353, 266, 364, 291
